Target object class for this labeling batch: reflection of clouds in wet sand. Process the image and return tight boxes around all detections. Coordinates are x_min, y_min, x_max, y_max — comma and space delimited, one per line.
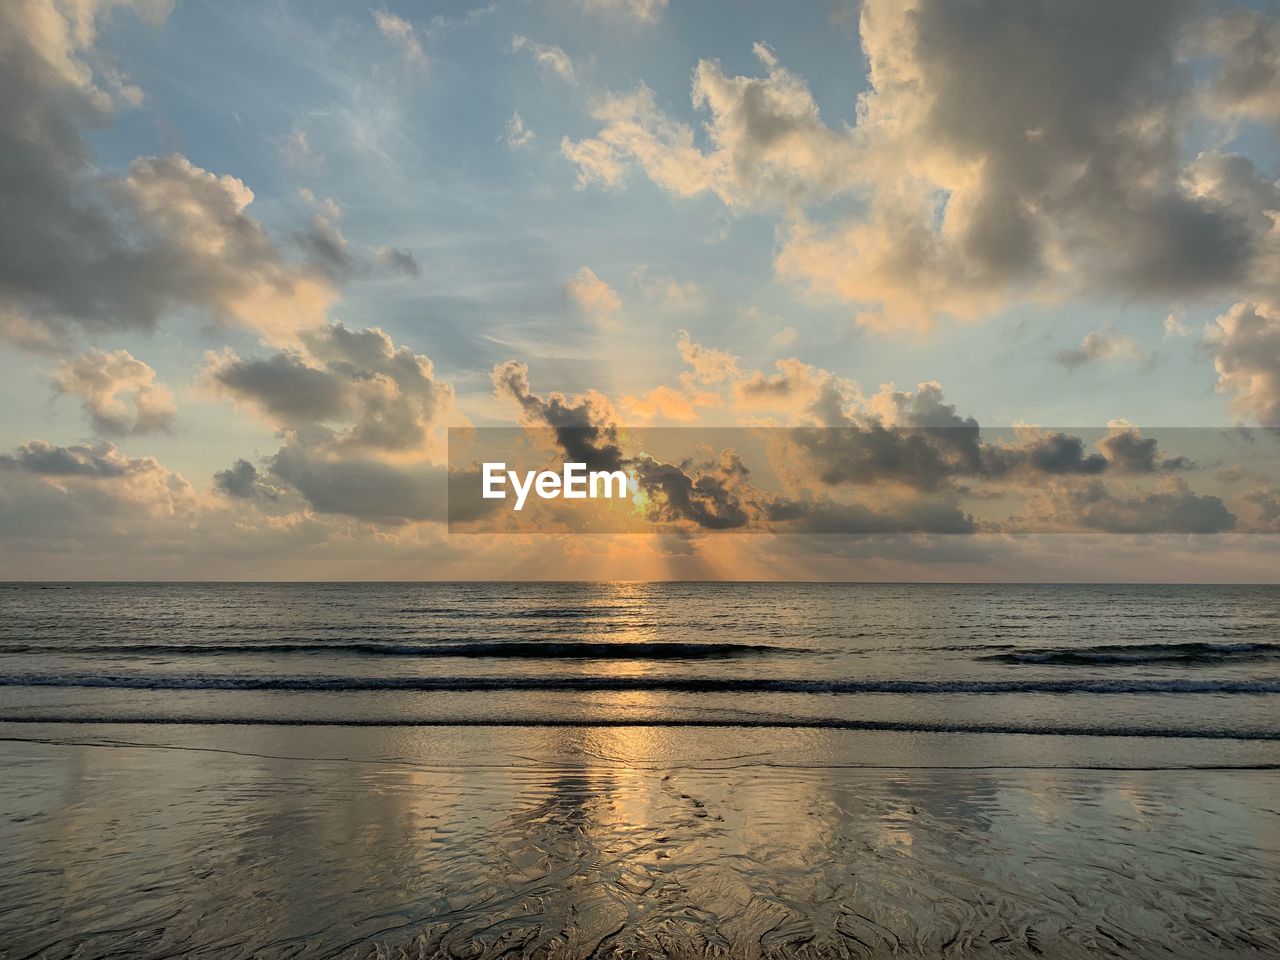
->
3, 729, 1279, 958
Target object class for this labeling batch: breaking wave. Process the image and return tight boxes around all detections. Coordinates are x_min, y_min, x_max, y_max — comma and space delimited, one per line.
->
0, 640, 790, 659
3, 673, 1279, 694
983, 641, 1280, 666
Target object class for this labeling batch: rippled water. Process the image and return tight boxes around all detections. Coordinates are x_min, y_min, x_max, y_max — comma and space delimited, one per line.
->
2, 583, 1279, 956
3, 726, 1279, 959
2, 582, 1280, 741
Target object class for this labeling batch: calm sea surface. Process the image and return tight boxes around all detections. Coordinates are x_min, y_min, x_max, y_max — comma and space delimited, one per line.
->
2, 582, 1279, 745
2, 583, 1279, 957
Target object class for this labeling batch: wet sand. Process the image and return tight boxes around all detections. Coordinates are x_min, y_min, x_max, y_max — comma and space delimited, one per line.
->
2, 723, 1278, 958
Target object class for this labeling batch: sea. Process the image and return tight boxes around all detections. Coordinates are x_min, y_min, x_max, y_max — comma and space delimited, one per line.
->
2, 582, 1278, 957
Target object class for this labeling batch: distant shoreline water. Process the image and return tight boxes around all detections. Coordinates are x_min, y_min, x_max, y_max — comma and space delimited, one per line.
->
2, 581, 1278, 746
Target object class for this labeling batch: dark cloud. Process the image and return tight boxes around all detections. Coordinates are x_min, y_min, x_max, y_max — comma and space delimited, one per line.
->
492, 361, 625, 472
632, 452, 753, 530
1014, 479, 1235, 534
294, 213, 358, 284
1200, 8, 1280, 121
373, 246, 421, 278
492, 365, 1228, 534
848, 0, 1280, 311
764, 495, 976, 535
213, 459, 280, 500
269, 444, 446, 525
203, 324, 456, 523
1053, 329, 1145, 370
210, 323, 454, 454
0, 440, 146, 478
770, 380, 1190, 490
210, 352, 349, 423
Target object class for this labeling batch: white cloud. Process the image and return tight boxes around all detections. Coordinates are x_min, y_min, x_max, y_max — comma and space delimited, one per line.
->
505, 110, 534, 149
1205, 301, 1280, 426
1164, 313, 1188, 338
562, 45, 858, 209
52, 348, 176, 435
632, 268, 702, 310
576, 0, 667, 25
511, 35, 575, 84
565, 267, 622, 328
373, 10, 426, 65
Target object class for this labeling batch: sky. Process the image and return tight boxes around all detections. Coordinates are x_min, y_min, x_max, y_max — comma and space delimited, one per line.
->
1, 0, 1280, 580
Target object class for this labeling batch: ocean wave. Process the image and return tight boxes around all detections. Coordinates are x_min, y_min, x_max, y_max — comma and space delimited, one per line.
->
0, 713, 1277, 740
0, 640, 790, 659
396, 605, 647, 619
2, 673, 1278, 694
983, 641, 1280, 666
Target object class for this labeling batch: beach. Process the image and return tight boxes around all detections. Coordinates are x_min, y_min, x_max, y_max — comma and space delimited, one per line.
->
3, 724, 1279, 958
2, 582, 1279, 957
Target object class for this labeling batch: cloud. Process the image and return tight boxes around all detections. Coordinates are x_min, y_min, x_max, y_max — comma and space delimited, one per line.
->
205, 323, 456, 524
781, 0, 1280, 328
268, 443, 446, 524
280, 126, 323, 171
676, 330, 740, 384
491, 360, 624, 471
0, 437, 461, 577
1097, 424, 1194, 473
733, 357, 852, 419
562, 45, 858, 208
1053, 328, 1145, 370
564, 3, 1280, 331
510, 35, 575, 83
1, 439, 146, 479
632, 269, 702, 310
1234, 486, 1280, 532
565, 267, 622, 328
1217, 463, 1268, 485
294, 194, 420, 282
1164, 313, 1189, 338
207, 322, 455, 456
1199, 8, 1280, 121
207, 350, 349, 424
373, 10, 426, 65
0, 440, 194, 525
0, 0, 343, 350
576, 0, 667, 25
504, 111, 534, 149
490, 364, 985, 533
720, 356, 1197, 493
212, 459, 279, 500
618, 385, 714, 422
372, 245, 421, 278
1011, 477, 1235, 534
52, 348, 176, 435
294, 205, 358, 283
1205, 301, 1280, 426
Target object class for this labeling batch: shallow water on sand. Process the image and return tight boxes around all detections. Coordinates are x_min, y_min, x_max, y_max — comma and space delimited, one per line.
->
1, 724, 1278, 959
